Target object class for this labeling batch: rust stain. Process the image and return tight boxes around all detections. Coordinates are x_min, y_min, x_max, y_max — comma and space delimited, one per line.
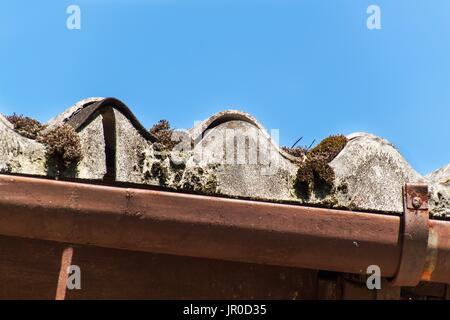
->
421, 227, 438, 281
55, 246, 74, 300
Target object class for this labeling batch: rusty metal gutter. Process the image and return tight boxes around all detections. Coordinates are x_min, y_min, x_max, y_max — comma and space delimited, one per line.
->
0, 174, 449, 285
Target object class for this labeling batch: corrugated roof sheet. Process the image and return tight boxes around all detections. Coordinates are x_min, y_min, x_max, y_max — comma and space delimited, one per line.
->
0, 97, 449, 217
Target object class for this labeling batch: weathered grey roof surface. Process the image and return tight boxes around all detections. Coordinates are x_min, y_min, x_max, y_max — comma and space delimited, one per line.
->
1, 97, 449, 218
0, 112, 46, 175
427, 164, 450, 187
44, 97, 104, 132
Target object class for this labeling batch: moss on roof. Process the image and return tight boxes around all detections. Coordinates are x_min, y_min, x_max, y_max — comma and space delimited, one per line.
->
281, 146, 307, 158
295, 135, 348, 197
38, 125, 82, 170
6, 113, 46, 140
150, 119, 177, 154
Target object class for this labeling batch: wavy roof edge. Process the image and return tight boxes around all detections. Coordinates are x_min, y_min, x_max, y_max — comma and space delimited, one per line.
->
0, 97, 449, 218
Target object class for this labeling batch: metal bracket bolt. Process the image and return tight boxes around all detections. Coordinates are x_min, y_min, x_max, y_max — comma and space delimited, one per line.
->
412, 197, 422, 209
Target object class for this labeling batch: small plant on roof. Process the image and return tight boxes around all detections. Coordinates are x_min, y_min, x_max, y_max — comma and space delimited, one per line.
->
150, 119, 177, 154
6, 113, 46, 140
282, 146, 307, 158
282, 136, 310, 159
38, 125, 82, 170
295, 134, 347, 197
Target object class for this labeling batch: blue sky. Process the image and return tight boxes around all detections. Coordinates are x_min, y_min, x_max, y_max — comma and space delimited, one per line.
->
1, 0, 449, 174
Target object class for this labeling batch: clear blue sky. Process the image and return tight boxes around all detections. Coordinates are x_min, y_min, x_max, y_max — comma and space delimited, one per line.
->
1, 1, 449, 175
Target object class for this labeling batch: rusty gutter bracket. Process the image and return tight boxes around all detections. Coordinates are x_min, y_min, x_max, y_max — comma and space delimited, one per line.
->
391, 183, 429, 287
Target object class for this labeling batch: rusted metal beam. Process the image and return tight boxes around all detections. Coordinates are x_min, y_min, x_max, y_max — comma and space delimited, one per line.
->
0, 174, 401, 276
0, 174, 448, 284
